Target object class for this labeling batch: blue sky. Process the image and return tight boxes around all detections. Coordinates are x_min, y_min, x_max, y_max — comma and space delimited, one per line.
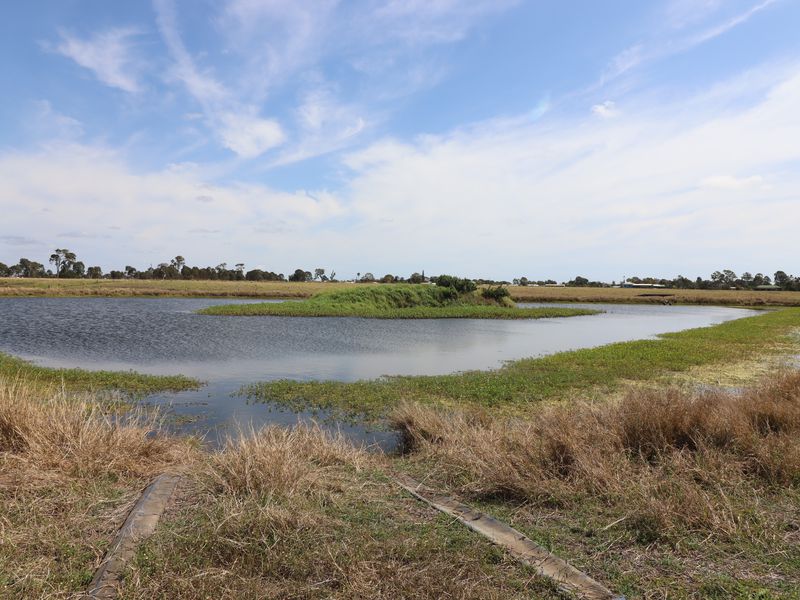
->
1, 0, 799, 280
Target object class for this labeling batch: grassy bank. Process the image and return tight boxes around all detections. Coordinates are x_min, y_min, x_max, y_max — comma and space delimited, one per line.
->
0, 351, 199, 394
0, 380, 557, 599
3, 373, 799, 598
244, 308, 800, 417
198, 284, 599, 319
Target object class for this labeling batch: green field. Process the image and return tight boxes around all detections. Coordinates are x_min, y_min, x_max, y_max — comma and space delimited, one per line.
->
198, 284, 599, 319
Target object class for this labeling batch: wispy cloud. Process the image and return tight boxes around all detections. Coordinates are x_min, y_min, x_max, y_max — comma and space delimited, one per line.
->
54, 27, 143, 93
591, 100, 619, 118
153, 0, 285, 158
602, 0, 778, 84
32, 100, 84, 139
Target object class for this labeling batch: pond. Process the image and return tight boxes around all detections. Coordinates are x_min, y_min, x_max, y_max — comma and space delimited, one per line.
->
0, 297, 755, 447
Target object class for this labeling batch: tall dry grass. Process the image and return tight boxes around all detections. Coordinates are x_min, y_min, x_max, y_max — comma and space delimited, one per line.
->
206, 423, 368, 500
0, 378, 187, 477
391, 372, 800, 540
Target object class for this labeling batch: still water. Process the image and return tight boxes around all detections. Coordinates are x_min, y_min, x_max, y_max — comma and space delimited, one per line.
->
0, 297, 755, 446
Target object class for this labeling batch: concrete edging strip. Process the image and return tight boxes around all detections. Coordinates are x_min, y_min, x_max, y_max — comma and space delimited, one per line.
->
395, 474, 625, 600
86, 473, 181, 599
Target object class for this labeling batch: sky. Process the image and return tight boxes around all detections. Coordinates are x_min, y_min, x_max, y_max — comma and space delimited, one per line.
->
1, 0, 799, 281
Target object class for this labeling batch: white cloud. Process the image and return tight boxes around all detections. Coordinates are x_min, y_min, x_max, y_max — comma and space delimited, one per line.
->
334, 66, 800, 277
591, 100, 619, 118
54, 27, 142, 93
700, 174, 764, 190
218, 112, 286, 158
0, 142, 343, 269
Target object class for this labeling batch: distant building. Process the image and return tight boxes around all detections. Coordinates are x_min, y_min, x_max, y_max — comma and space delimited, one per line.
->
621, 281, 666, 289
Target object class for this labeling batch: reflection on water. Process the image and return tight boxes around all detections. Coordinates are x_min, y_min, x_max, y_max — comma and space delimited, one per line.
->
0, 297, 755, 447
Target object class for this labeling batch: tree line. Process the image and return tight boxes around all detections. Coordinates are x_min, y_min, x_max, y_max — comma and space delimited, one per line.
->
1, 250, 797, 291
514, 270, 799, 291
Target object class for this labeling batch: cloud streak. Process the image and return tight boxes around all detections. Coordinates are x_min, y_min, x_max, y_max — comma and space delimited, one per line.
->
54, 27, 143, 93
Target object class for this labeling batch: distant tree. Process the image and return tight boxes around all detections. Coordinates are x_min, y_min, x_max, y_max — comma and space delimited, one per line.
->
49, 248, 77, 278
289, 268, 311, 282
570, 276, 590, 287
12, 258, 45, 278
87, 266, 103, 279
124, 265, 137, 278
774, 270, 790, 289
380, 274, 396, 283
0, 262, 9, 277
360, 272, 375, 283
109, 270, 125, 279
314, 268, 326, 281
70, 261, 86, 278
408, 272, 424, 284
171, 255, 186, 272
328, 270, 337, 282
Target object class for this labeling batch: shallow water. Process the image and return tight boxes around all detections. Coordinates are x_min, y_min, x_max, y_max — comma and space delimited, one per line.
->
0, 297, 755, 447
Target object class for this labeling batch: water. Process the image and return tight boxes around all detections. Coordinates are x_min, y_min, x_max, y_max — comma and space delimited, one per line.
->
0, 297, 755, 446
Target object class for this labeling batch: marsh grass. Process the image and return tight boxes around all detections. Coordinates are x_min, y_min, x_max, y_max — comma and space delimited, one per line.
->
244, 308, 800, 417
0, 351, 199, 394
198, 284, 599, 319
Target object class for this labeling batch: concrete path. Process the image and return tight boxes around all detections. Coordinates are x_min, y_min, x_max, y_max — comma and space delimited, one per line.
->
86, 473, 181, 599
395, 474, 624, 600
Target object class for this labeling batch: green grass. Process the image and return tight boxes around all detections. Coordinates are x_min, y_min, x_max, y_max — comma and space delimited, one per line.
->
198, 284, 600, 319
0, 351, 199, 394
242, 308, 800, 417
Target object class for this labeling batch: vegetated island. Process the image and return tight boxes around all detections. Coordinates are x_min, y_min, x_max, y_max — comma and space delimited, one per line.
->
197, 280, 600, 319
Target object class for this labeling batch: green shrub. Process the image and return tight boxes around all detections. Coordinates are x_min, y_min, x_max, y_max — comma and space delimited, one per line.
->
481, 286, 510, 302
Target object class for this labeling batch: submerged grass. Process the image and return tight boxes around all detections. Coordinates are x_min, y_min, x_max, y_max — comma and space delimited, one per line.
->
198, 284, 599, 319
243, 308, 800, 417
0, 351, 199, 394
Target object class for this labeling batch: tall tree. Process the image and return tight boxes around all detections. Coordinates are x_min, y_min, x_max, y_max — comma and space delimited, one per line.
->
49, 248, 77, 278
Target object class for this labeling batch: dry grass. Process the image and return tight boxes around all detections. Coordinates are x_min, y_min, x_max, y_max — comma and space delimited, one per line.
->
392, 374, 800, 596
0, 378, 190, 478
392, 371, 800, 538
126, 425, 552, 599
509, 285, 800, 306
0, 379, 192, 598
0, 277, 346, 299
